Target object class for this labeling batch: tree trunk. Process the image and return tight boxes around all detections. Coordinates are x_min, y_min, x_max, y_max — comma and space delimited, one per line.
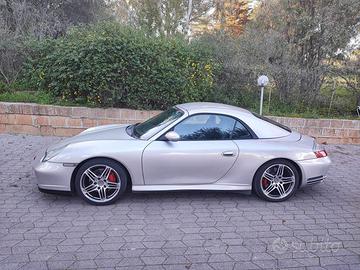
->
185, 0, 193, 41
4, 0, 16, 32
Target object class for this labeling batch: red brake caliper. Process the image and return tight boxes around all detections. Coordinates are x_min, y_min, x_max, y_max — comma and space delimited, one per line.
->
262, 178, 269, 188
108, 172, 117, 183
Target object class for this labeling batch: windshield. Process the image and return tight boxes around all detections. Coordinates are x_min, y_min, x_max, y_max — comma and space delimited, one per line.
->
134, 107, 184, 139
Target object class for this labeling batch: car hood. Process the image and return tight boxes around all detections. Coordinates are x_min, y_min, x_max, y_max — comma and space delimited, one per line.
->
47, 124, 134, 151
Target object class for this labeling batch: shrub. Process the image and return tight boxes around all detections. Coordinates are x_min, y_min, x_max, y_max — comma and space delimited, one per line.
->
23, 22, 214, 109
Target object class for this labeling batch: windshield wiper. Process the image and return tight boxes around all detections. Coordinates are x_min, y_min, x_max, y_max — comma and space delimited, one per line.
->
132, 123, 140, 138
126, 124, 137, 138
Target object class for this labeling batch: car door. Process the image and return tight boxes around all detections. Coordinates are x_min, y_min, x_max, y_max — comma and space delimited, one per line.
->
142, 114, 239, 185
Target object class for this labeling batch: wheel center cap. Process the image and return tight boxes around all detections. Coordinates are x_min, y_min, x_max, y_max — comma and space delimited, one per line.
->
98, 180, 105, 186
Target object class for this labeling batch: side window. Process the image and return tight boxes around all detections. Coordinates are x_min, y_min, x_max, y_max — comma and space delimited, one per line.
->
174, 114, 235, 141
232, 121, 252, 140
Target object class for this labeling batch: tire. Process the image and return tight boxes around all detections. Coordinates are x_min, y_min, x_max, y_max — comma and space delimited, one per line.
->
75, 158, 128, 205
253, 159, 299, 202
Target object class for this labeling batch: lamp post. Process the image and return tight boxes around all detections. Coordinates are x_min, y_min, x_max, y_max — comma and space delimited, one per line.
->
257, 75, 269, 115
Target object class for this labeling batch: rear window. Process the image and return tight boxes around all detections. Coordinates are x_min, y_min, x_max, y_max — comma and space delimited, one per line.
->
252, 113, 291, 132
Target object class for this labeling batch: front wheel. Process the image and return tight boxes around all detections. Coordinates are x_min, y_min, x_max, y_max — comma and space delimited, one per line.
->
253, 159, 299, 202
75, 158, 128, 205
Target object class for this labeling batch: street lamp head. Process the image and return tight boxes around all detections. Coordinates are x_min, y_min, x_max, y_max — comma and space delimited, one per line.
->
257, 75, 269, 87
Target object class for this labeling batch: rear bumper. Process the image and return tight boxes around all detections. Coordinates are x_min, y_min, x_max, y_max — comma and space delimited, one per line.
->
32, 154, 74, 191
297, 156, 331, 187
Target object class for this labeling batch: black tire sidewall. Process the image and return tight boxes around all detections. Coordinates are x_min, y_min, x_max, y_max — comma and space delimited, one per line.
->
253, 159, 299, 202
75, 158, 128, 205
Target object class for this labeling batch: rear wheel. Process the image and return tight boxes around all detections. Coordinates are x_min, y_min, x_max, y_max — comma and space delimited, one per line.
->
253, 159, 299, 202
75, 158, 127, 205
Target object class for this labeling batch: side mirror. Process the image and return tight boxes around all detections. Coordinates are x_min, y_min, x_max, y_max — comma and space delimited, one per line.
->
164, 131, 180, 142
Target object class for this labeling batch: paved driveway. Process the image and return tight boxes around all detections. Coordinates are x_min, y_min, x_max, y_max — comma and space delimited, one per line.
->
0, 134, 360, 270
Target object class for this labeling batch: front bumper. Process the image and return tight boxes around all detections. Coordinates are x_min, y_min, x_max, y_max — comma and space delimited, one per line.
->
297, 156, 331, 188
32, 153, 74, 191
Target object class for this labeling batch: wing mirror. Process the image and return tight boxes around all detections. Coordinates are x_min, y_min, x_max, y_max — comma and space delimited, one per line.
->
164, 131, 180, 142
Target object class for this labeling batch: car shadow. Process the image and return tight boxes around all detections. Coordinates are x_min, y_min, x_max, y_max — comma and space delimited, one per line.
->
35, 184, 326, 207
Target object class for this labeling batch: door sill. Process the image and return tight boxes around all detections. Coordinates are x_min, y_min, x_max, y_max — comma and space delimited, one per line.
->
132, 184, 251, 192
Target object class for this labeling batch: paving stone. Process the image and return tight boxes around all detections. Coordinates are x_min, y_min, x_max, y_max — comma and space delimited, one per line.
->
141, 255, 167, 265
118, 257, 145, 267
95, 258, 122, 267
0, 134, 359, 269
163, 255, 189, 265
19, 261, 48, 270
69, 260, 97, 269
1, 262, 27, 270
48, 260, 75, 270
210, 261, 235, 270
2, 254, 29, 263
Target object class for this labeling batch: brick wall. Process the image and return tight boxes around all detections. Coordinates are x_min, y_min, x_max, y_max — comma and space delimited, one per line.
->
0, 102, 160, 137
270, 116, 360, 144
0, 102, 359, 144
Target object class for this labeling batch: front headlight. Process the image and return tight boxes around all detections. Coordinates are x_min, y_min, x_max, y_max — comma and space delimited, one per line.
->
42, 146, 66, 162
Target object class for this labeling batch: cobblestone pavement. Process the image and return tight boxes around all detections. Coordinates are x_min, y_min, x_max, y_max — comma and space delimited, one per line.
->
0, 134, 360, 270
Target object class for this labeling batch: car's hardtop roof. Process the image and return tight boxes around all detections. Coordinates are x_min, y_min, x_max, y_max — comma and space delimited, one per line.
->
176, 102, 252, 115
175, 102, 291, 139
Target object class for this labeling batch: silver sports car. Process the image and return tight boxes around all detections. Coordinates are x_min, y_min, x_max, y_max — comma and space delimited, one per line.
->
33, 102, 331, 205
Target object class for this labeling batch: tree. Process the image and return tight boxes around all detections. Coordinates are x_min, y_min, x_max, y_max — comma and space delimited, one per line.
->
185, 0, 250, 37
114, 0, 211, 37
112, 0, 249, 38
211, 0, 249, 35
0, 0, 109, 84
238, 0, 360, 103
335, 51, 360, 107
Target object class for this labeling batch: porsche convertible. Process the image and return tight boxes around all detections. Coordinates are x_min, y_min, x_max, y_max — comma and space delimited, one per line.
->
33, 102, 331, 205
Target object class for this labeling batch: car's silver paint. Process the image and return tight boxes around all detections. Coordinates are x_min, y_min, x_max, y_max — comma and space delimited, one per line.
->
164, 131, 181, 142
132, 183, 251, 191
46, 124, 134, 152
33, 153, 73, 191
175, 103, 291, 139
142, 140, 238, 185
49, 140, 149, 186
33, 102, 331, 193
297, 157, 331, 187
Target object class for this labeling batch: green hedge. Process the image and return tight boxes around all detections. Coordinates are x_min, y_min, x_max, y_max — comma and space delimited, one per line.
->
24, 22, 215, 109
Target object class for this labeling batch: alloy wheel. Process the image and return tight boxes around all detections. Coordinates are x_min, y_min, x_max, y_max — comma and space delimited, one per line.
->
260, 164, 296, 200
80, 164, 121, 203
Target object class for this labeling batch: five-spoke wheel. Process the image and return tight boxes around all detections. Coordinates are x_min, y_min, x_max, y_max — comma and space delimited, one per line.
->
75, 158, 127, 205
74, 158, 299, 204
253, 159, 299, 202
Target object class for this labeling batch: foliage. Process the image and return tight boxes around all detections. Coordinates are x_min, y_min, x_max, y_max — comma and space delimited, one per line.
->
1, 0, 359, 118
23, 22, 215, 109
194, 36, 359, 117
239, 0, 360, 103
330, 50, 360, 107
0, 0, 109, 83
1, 89, 356, 119
194, 32, 259, 108
114, 0, 250, 38
0, 80, 28, 94
0, 91, 54, 104
0, 34, 26, 84
210, 0, 249, 36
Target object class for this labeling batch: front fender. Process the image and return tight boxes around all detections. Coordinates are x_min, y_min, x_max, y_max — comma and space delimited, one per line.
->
49, 140, 149, 186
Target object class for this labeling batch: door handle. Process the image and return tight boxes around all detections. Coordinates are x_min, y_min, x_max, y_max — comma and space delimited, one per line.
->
222, 151, 235, 157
